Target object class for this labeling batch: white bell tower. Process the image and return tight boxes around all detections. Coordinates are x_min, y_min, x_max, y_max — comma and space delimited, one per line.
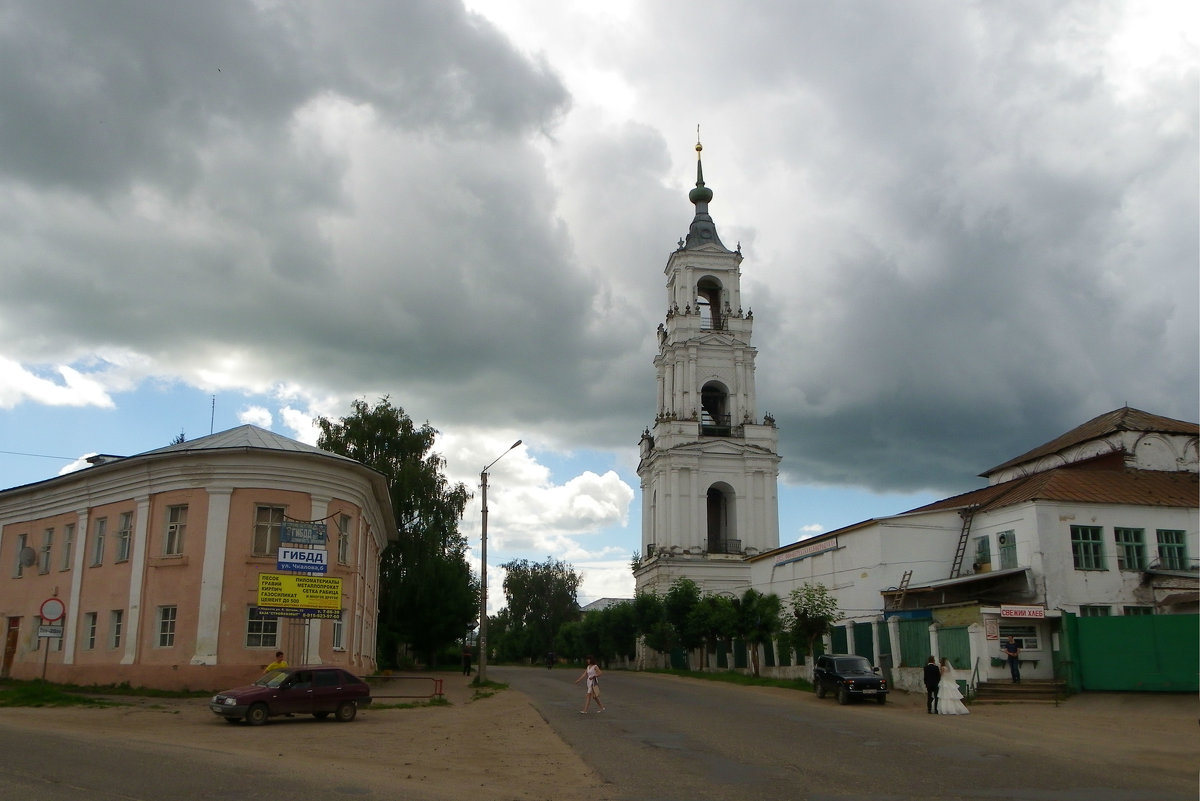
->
634, 140, 781, 598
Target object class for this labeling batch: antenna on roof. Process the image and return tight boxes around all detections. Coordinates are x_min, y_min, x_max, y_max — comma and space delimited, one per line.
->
210, 395, 216, 435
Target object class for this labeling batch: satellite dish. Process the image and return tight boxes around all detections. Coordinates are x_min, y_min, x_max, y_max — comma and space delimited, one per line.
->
19, 547, 36, 567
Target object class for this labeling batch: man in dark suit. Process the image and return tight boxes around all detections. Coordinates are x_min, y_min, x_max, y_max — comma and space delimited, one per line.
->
924, 655, 941, 714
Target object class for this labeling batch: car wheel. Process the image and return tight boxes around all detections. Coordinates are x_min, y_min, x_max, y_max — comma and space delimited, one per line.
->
245, 703, 269, 726
335, 701, 357, 722
876, 694, 887, 705
837, 687, 850, 705
815, 682, 826, 698
313, 711, 330, 720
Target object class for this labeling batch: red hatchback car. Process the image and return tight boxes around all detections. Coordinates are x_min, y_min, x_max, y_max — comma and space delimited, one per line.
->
210, 666, 372, 725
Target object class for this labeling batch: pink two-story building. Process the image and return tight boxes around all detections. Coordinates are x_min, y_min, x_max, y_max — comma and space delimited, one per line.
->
0, 425, 395, 690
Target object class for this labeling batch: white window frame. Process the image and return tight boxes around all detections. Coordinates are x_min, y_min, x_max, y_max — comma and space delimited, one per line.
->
332, 609, 346, 650
91, 518, 107, 566
998, 624, 1040, 651
61, 523, 74, 571
39, 528, 53, 574
245, 607, 278, 648
165, 505, 187, 556
253, 505, 285, 557
13, 532, 27, 578
338, 514, 351, 565
157, 605, 177, 647
84, 612, 98, 650
116, 512, 133, 562
110, 609, 124, 649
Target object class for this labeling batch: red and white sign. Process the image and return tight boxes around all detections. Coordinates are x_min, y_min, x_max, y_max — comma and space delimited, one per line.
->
40, 597, 65, 622
1000, 604, 1044, 619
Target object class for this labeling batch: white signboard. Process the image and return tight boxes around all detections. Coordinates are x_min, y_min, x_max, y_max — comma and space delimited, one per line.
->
38, 625, 64, 638
277, 547, 328, 573
1000, 604, 1045, 619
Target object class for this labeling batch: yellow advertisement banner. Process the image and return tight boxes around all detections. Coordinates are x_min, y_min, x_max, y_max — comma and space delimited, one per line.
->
257, 573, 342, 610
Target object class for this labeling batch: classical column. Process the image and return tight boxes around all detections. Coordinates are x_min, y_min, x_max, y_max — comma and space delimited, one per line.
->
191, 488, 232, 666
121, 495, 151, 665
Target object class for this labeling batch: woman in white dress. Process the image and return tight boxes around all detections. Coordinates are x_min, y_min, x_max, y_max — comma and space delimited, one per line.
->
937, 657, 970, 715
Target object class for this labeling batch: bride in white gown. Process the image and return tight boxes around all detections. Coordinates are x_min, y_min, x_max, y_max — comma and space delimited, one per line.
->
937, 657, 970, 715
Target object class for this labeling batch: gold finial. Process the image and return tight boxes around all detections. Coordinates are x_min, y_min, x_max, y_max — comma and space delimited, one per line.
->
696, 124, 702, 155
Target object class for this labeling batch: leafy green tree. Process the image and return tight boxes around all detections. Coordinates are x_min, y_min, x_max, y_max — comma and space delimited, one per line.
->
664, 578, 704, 668
786, 583, 840, 662
316, 397, 474, 668
692, 593, 738, 669
734, 588, 782, 677
632, 591, 675, 660
602, 601, 639, 662
497, 558, 582, 661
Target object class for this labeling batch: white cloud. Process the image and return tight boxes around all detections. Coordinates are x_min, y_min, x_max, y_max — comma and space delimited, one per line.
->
0, 358, 116, 409
238, 405, 273, 428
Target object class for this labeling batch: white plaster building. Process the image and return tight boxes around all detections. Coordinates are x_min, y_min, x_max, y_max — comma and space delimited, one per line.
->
0, 425, 395, 690
751, 407, 1198, 689
634, 142, 781, 599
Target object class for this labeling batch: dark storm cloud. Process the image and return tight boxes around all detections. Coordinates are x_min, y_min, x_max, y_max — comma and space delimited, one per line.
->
0, 0, 1194, 504
604, 0, 1198, 492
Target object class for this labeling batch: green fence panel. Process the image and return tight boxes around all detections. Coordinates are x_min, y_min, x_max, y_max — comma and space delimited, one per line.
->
1076, 614, 1199, 692
776, 638, 792, 667
734, 639, 748, 669
898, 619, 932, 668
853, 623, 875, 663
830, 627, 848, 654
937, 625, 971, 670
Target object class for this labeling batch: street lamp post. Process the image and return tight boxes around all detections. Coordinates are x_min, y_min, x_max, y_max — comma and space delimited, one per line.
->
477, 439, 521, 684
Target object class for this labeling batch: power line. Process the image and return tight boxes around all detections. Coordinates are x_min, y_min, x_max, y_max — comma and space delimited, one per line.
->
0, 449, 78, 461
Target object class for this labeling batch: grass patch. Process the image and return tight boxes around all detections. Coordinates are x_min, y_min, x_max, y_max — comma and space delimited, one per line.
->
644, 667, 814, 693
468, 679, 508, 700
370, 696, 452, 710
54, 681, 211, 699
0, 677, 210, 706
0, 679, 119, 708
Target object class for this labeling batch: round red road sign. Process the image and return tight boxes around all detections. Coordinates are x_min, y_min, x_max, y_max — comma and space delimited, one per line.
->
40, 597, 66, 622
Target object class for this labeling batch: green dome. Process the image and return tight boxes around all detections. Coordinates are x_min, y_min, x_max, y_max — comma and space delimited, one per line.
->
689, 183, 713, 204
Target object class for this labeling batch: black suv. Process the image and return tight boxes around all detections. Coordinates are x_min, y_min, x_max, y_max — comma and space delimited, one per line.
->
813, 654, 888, 705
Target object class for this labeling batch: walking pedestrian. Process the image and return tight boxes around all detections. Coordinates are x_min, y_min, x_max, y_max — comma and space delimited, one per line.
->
574, 656, 605, 714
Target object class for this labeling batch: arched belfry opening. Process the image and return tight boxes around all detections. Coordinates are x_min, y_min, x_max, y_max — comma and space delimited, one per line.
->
696, 276, 723, 330
700, 381, 731, 436
706, 483, 738, 554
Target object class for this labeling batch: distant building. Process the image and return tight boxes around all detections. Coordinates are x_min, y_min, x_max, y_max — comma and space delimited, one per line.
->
0, 425, 396, 690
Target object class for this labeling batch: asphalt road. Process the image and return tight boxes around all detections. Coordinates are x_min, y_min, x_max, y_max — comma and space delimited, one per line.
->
494, 665, 1194, 801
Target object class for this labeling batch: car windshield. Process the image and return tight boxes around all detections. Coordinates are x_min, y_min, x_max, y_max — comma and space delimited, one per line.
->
835, 658, 873, 675
255, 669, 290, 688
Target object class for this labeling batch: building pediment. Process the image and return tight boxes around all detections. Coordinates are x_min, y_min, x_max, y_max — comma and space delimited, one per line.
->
659, 439, 774, 458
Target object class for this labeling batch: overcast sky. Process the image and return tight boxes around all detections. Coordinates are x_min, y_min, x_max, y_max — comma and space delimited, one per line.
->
1, 1, 1196, 608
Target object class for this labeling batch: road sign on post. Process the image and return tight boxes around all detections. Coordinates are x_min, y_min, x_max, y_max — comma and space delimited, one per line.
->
40, 597, 65, 622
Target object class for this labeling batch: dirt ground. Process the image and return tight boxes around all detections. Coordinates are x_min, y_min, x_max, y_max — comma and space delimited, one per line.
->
1, 672, 1196, 801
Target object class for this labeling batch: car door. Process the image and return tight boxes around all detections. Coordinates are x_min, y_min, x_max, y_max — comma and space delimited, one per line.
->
309, 668, 346, 714
274, 670, 314, 716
